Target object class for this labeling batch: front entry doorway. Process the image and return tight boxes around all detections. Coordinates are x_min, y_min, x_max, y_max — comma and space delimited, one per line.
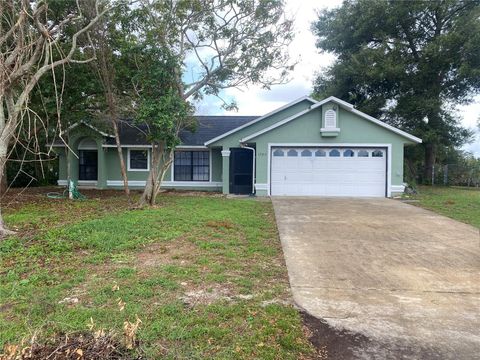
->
229, 148, 253, 194
79, 150, 98, 181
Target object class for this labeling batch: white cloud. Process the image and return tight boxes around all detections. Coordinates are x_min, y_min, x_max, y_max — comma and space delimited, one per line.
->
194, 0, 480, 156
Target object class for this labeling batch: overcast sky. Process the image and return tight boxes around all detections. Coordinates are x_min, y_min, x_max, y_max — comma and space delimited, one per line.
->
195, 0, 480, 156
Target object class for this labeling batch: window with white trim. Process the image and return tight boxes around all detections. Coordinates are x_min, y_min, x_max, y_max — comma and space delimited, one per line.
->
174, 151, 209, 181
128, 149, 149, 171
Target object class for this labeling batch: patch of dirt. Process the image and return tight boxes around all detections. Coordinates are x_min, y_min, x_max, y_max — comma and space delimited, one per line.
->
301, 311, 372, 360
0, 332, 142, 360
135, 240, 198, 270
205, 220, 236, 230
180, 285, 235, 307
260, 298, 293, 307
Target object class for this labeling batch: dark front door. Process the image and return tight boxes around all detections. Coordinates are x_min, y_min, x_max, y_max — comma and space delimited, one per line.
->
229, 148, 253, 194
79, 150, 98, 180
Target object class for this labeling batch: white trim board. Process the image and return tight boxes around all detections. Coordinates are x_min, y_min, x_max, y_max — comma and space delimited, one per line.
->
58, 180, 98, 186
266, 143, 393, 197
254, 183, 268, 191
204, 96, 317, 146
103, 144, 153, 148
391, 185, 406, 193
106, 180, 222, 188
241, 96, 421, 144
107, 180, 146, 187
241, 108, 311, 142
309, 95, 354, 110
102, 145, 208, 149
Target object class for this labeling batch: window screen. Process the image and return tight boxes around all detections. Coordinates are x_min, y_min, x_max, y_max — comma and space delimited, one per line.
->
174, 151, 209, 181
129, 150, 148, 170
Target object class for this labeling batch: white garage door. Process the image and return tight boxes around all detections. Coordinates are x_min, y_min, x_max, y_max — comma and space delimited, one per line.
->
271, 147, 387, 197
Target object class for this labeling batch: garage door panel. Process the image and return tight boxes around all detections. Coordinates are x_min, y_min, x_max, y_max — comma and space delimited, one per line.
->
271, 147, 387, 197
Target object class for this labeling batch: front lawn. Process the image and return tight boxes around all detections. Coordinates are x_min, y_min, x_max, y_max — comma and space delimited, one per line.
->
0, 189, 315, 359
408, 186, 480, 228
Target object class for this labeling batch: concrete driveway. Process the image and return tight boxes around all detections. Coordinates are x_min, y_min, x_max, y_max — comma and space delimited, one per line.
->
272, 197, 479, 359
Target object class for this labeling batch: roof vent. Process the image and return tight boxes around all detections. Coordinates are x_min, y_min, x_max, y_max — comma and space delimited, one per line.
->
324, 109, 337, 128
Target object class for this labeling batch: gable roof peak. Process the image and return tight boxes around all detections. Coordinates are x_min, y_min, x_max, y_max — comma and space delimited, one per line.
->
203, 95, 317, 146
310, 96, 354, 110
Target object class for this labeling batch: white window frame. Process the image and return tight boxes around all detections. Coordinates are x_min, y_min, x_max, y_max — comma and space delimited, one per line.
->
170, 148, 213, 184
127, 148, 150, 172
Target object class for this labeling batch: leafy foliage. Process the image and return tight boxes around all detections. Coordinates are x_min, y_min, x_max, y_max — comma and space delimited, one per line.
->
312, 0, 480, 180
134, 47, 194, 149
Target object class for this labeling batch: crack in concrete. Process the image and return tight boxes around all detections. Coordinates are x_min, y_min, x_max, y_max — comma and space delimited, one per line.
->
291, 285, 480, 295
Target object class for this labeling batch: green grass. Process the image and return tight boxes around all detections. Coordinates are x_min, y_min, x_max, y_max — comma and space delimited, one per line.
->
408, 186, 480, 228
0, 191, 314, 359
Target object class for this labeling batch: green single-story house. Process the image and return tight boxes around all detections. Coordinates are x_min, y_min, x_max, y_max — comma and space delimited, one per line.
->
53, 96, 421, 197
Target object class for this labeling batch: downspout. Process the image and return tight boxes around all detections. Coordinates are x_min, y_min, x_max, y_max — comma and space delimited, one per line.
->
240, 143, 255, 196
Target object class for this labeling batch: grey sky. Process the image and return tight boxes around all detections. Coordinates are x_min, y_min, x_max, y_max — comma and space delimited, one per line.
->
195, 0, 480, 156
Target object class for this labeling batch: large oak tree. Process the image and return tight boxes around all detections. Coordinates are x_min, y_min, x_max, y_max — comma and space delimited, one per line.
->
0, 0, 108, 236
312, 0, 480, 181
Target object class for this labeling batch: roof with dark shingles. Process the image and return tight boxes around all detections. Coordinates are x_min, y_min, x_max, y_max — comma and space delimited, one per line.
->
99, 115, 259, 146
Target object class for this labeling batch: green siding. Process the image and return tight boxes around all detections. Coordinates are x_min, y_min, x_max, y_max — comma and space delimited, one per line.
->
211, 148, 222, 182
58, 151, 68, 180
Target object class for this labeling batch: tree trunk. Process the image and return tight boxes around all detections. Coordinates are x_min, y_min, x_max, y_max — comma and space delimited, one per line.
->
139, 144, 161, 206
0, 154, 15, 237
138, 144, 172, 206
110, 111, 129, 196
424, 143, 436, 184
0, 163, 7, 196
97, 35, 130, 196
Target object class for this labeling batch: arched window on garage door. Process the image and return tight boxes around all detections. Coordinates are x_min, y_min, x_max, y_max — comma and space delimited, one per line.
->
329, 149, 340, 157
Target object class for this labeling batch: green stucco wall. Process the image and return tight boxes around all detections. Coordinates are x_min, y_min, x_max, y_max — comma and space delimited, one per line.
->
211, 148, 222, 182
